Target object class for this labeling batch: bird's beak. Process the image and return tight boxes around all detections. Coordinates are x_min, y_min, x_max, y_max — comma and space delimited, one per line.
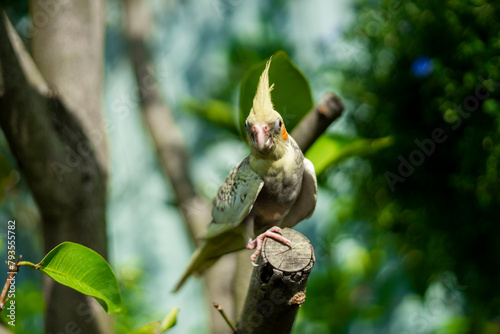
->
252, 124, 272, 151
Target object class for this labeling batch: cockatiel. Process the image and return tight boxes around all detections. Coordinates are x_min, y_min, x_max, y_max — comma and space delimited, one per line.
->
174, 58, 317, 292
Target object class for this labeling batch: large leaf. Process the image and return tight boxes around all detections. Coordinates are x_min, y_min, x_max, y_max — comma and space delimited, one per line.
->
239, 50, 313, 136
306, 135, 394, 175
37, 242, 122, 313
128, 308, 179, 334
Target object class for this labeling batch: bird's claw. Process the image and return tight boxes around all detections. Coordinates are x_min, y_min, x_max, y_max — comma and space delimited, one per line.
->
247, 226, 292, 263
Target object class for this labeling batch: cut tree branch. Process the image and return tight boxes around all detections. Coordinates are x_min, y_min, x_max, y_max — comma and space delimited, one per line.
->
238, 228, 315, 334
292, 92, 345, 153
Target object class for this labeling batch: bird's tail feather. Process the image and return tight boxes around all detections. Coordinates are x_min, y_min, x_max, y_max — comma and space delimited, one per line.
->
173, 242, 218, 292
173, 231, 247, 292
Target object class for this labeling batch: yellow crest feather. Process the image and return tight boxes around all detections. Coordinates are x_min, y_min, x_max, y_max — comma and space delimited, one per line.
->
250, 58, 275, 120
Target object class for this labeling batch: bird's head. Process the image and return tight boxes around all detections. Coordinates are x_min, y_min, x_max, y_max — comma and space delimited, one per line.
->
245, 58, 289, 156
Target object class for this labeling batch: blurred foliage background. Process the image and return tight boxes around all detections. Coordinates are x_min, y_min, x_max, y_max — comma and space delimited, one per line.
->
1, 0, 499, 333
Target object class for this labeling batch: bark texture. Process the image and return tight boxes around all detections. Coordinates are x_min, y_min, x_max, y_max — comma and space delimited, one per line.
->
238, 228, 315, 334
0, 1, 110, 332
291, 92, 345, 152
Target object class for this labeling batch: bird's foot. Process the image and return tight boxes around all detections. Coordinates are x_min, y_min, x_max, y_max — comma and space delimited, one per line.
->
246, 226, 292, 264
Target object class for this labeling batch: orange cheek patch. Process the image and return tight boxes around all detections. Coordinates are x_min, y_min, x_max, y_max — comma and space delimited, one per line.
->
281, 123, 288, 140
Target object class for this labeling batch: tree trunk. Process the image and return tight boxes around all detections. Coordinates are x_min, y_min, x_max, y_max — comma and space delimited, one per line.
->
0, 1, 111, 332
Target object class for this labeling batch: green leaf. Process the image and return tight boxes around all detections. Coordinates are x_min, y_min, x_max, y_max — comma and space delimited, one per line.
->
185, 99, 240, 135
128, 308, 179, 334
37, 242, 122, 313
306, 135, 394, 174
128, 321, 161, 334
239, 50, 313, 136
159, 307, 179, 332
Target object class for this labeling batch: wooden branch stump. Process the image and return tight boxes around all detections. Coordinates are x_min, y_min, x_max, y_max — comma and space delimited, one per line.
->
238, 228, 315, 334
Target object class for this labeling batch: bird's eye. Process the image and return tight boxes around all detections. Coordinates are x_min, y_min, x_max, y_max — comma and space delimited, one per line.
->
245, 120, 250, 129
274, 118, 282, 132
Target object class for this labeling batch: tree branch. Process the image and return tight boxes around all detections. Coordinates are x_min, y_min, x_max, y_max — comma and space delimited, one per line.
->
122, 0, 209, 239
122, 2, 237, 333
291, 92, 345, 153
213, 302, 238, 333
0, 255, 21, 311
238, 228, 315, 334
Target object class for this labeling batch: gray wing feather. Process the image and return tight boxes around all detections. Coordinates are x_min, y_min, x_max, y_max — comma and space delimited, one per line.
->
205, 156, 263, 238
